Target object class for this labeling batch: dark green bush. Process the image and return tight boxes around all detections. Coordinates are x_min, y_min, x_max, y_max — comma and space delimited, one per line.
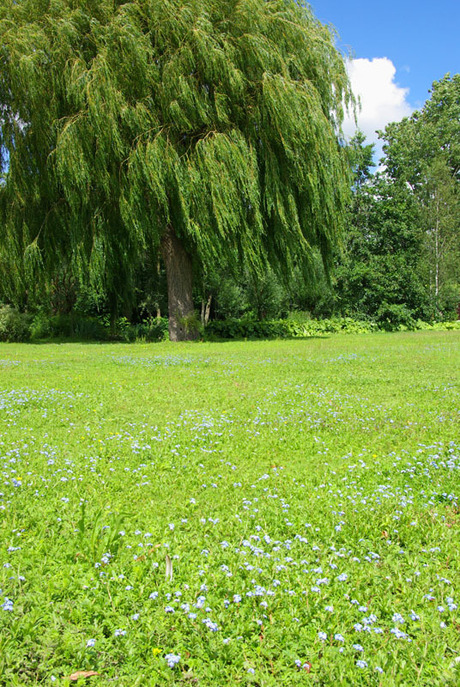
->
0, 305, 31, 342
29, 312, 169, 342
116, 317, 169, 342
30, 313, 109, 340
376, 303, 416, 331
205, 316, 378, 340
30, 311, 53, 339
6, 308, 456, 344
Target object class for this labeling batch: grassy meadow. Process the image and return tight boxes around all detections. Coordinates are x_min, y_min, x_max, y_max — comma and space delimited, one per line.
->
0, 331, 459, 686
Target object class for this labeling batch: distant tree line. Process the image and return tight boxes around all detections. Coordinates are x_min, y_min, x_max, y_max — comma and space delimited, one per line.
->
337, 74, 459, 326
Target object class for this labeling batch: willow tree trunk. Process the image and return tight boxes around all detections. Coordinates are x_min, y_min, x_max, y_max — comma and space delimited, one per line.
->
161, 225, 199, 341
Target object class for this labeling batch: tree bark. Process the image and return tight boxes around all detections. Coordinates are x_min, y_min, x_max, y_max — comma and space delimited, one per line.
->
435, 197, 440, 299
201, 294, 212, 326
161, 225, 198, 341
204, 294, 212, 325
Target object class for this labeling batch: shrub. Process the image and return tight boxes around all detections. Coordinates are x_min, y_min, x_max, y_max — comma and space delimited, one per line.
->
30, 311, 54, 339
116, 317, 169, 342
30, 313, 108, 340
0, 305, 31, 342
29, 313, 169, 342
376, 303, 416, 331
429, 320, 460, 331
73, 316, 109, 340
142, 317, 169, 342
205, 316, 378, 340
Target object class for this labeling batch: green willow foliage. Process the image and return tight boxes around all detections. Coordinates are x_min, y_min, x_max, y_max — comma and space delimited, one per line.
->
0, 0, 352, 320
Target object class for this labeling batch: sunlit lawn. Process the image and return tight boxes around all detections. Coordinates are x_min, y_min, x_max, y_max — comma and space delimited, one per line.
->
0, 331, 459, 685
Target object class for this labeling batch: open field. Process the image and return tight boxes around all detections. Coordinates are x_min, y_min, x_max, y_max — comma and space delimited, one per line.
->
0, 331, 459, 686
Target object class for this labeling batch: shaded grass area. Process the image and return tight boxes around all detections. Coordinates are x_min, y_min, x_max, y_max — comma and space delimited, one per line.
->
0, 332, 459, 685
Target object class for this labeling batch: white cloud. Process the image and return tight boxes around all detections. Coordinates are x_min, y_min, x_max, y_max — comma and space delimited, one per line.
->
343, 57, 413, 152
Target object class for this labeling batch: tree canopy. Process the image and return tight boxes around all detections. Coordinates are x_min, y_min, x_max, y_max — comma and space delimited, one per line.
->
378, 75, 460, 317
0, 0, 352, 338
382, 74, 460, 188
335, 76, 459, 326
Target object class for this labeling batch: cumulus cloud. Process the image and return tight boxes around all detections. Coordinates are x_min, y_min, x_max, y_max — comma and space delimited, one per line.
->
343, 57, 413, 148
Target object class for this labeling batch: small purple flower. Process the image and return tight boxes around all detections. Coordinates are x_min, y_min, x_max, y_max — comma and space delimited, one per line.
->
390, 628, 407, 639
1, 598, 13, 611
202, 618, 219, 632
164, 653, 180, 668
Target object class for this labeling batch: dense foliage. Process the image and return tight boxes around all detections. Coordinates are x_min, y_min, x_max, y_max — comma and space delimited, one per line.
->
1, 303, 459, 343
336, 76, 459, 324
0, 0, 458, 338
0, 0, 352, 339
377, 74, 460, 319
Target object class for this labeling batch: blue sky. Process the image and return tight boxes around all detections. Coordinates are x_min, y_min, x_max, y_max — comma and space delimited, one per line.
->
310, 0, 460, 155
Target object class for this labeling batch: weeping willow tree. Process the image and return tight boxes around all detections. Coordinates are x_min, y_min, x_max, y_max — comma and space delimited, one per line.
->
0, 0, 353, 340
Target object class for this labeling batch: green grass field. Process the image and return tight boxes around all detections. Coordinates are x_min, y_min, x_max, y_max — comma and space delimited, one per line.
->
0, 331, 459, 686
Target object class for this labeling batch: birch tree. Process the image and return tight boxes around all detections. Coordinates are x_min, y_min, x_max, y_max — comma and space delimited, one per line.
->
381, 74, 460, 317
